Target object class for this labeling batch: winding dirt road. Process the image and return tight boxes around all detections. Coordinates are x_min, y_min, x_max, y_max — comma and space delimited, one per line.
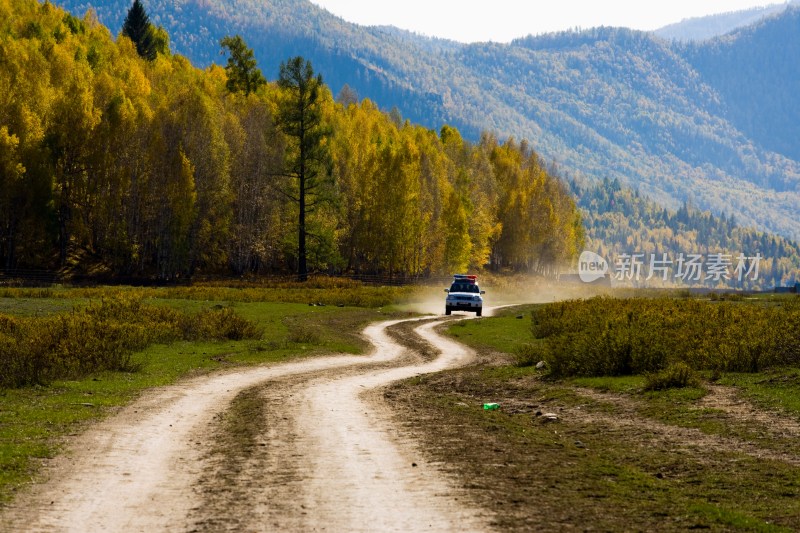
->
1, 316, 494, 532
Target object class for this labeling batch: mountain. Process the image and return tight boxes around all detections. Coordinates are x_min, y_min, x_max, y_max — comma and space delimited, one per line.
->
54, 0, 800, 241
653, 1, 800, 42
57, 0, 457, 128
682, 9, 800, 161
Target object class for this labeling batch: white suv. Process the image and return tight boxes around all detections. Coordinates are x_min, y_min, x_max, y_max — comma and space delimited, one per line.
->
445, 274, 485, 316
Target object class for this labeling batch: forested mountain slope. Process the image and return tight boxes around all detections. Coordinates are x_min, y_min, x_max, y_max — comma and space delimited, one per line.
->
653, 1, 799, 41
574, 179, 800, 287
681, 8, 800, 161
53, 0, 800, 242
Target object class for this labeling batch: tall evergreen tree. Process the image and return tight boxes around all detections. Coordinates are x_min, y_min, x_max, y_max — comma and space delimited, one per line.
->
275, 57, 331, 282
220, 35, 266, 96
122, 0, 156, 61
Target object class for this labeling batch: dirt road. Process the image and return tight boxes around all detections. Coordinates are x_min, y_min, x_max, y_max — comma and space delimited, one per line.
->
1, 316, 493, 532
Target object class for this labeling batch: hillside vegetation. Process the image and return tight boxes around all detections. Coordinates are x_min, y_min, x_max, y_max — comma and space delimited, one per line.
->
52, 0, 800, 240
683, 9, 800, 161
653, 1, 798, 41
0, 0, 583, 279
575, 179, 800, 286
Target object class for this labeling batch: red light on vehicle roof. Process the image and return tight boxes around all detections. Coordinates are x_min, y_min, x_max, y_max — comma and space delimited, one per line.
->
453, 274, 478, 282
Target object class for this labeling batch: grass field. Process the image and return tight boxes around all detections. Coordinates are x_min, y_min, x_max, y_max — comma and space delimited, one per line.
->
0, 282, 414, 503
385, 298, 800, 531
5, 283, 800, 529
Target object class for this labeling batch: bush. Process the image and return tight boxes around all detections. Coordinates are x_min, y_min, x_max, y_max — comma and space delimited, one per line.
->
286, 323, 321, 345
644, 362, 700, 391
156, 281, 414, 308
514, 343, 545, 367
532, 296, 800, 378
0, 280, 417, 308
0, 296, 261, 388
179, 307, 261, 341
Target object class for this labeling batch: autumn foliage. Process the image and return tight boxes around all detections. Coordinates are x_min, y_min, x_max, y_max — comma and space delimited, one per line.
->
0, 0, 583, 279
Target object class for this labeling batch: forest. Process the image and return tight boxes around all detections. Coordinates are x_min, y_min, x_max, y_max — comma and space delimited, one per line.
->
50, 0, 800, 241
0, 0, 584, 280
574, 178, 800, 287
682, 8, 800, 161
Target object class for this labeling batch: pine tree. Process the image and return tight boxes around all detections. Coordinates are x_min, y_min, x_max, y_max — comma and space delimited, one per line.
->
276, 57, 331, 281
220, 35, 266, 96
122, 0, 156, 61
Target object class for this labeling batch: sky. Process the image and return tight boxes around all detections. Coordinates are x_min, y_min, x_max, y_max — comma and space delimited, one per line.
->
309, 1, 778, 43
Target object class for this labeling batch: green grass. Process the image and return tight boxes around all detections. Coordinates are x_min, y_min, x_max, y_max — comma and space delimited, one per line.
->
571, 375, 645, 393
721, 368, 800, 418
444, 304, 800, 432
0, 279, 420, 309
0, 288, 404, 504
450, 296, 800, 379
446, 304, 539, 355
432, 297, 800, 532
389, 363, 800, 531
0, 297, 80, 317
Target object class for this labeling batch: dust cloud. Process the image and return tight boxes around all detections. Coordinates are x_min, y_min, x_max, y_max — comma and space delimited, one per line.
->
398, 275, 610, 317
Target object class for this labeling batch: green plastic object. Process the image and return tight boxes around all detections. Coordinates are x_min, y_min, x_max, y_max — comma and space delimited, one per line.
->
483, 402, 500, 410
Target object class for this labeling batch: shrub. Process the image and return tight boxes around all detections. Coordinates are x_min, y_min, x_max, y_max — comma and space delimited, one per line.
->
156, 281, 414, 308
286, 322, 321, 344
532, 296, 800, 378
514, 343, 545, 367
0, 297, 261, 388
644, 362, 700, 391
0, 280, 417, 308
180, 307, 261, 341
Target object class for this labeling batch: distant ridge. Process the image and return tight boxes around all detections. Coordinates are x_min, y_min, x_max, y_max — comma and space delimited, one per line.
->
654, 1, 799, 41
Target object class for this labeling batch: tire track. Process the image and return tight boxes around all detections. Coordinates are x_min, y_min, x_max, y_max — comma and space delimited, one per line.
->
1, 316, 492, 532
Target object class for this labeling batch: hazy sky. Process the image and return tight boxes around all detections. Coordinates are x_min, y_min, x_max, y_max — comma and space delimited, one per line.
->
309, 1, 777, 42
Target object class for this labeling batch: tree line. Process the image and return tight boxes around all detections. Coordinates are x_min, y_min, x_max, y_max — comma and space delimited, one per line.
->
0, 0, 583, 280
47, 0, 800, 241
573, 177, 800, 287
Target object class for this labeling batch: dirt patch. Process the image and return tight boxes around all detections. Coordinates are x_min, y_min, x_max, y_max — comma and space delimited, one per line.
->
383, 366, 800, 531
189, 383, 288, 532
700, 384, 800, 438
574, 386, 800, 465
385, 318, 441, 362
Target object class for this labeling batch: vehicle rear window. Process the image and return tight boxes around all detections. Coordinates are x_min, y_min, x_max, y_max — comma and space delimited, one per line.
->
450, 283, 478, 293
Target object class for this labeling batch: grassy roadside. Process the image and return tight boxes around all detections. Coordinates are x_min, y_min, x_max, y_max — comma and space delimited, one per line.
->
385, 302, 800, 531
0, 285, 412, 503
